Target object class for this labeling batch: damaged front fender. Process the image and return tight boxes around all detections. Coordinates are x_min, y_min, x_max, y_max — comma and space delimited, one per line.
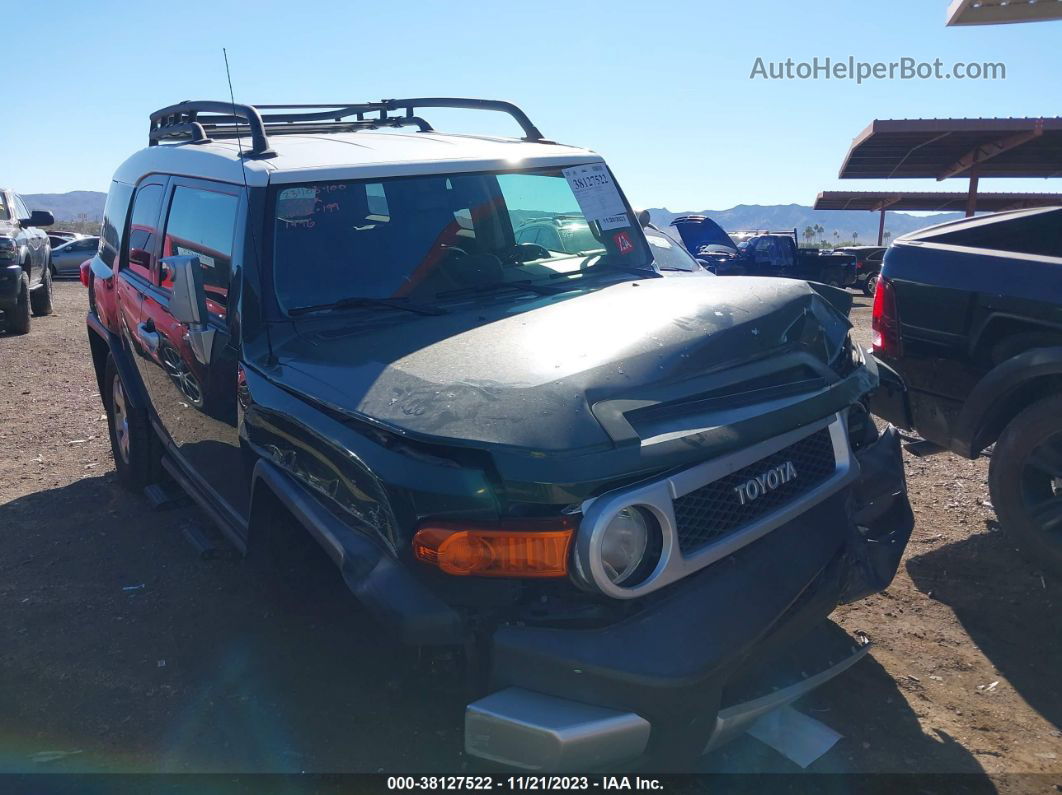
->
840, 425, 915, 604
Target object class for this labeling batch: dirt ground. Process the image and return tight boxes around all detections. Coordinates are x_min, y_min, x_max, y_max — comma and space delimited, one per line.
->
0, 282, 1059, 785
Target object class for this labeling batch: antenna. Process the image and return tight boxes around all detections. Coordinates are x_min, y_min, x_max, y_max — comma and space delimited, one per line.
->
222, 48, 276, 365
223, 49, 246, 162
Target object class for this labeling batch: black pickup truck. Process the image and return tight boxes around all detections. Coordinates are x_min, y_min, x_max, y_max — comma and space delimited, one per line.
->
733, 231, 857, 287
0, 188, 55, 334
671, 218, 856, 286
869, 207, 1062, 575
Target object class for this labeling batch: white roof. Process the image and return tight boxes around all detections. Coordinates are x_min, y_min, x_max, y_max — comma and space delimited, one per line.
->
112, 131, 600, 187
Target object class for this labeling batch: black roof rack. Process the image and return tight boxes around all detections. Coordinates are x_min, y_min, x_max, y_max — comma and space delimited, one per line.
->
148, 97, 547, 158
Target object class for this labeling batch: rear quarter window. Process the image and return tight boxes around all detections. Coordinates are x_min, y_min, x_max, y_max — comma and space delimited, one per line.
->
99, 182, 134, 268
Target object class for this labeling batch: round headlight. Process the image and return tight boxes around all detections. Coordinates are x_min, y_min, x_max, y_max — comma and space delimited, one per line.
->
600, 507, 650, 585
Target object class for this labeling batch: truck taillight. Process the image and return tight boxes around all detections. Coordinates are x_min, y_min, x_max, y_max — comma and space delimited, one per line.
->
79, 260, 91, 288
871, 276, 901, 357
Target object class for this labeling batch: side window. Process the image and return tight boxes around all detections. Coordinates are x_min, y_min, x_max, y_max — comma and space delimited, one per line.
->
99, 182, 134, 268
539, 227, 562, 252
124, 183, 164, 279
515, 226, 540, 246
365, 183, 389, 219
162, 185, 240, 318
0, 193, 10, 221
13, 195, 30, 221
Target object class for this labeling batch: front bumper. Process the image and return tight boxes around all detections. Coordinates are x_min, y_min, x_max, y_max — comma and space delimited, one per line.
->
466, 427, 913, 770
866, 355, 913, 430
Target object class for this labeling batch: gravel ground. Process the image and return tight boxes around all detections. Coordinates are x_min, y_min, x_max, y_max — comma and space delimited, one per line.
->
0, 282, 1058, 784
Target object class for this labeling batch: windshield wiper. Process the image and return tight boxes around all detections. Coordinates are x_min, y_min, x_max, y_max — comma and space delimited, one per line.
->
289, 296, 445, 316
435, 280, 560, 300
549, 262, 661, 280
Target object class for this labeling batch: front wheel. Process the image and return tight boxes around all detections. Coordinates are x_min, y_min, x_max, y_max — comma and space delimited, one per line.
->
989, 395, 1062, 578
863, 272, 880, 297
31, 266, 54, 316
5, 272, 31, 334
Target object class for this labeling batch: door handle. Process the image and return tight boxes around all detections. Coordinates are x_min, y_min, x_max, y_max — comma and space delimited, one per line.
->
138, 322, 160, 354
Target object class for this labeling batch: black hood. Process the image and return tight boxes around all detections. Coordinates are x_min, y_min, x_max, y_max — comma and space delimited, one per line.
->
274, 277, 851, 453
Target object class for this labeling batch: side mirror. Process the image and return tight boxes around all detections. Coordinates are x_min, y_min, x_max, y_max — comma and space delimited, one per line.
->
635, 209, 651, 229
163, 254, 215, 365
23, 210, 55, 228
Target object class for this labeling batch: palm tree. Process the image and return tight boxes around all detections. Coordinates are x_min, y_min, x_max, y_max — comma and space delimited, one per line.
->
814, 223, 825, 244
852, 231, 859, 243
803, 226, 815, 246
883, 230, 892, 243
833, 230, 839, 243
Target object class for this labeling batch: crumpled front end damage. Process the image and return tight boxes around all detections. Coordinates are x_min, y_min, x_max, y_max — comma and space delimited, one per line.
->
466, 425, 913, 771
241, 274, 913, 770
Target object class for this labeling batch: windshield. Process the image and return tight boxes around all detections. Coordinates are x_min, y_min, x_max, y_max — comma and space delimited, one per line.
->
644, 227, 701, 272
271, 165, 652, 313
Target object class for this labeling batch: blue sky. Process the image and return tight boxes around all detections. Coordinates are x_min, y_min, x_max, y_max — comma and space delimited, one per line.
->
8, 0, 1060, 210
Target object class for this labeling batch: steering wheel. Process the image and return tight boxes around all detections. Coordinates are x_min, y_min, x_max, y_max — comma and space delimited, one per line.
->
506, 242, 551, 265
439, 243, 470, 259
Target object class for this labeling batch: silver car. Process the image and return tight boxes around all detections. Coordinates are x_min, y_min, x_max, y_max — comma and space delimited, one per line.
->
50, 236, 98, 278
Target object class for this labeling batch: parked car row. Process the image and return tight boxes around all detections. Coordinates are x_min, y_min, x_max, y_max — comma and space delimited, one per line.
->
669, 216, 858, 287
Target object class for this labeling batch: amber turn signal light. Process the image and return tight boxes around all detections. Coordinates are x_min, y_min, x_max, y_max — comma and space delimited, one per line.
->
412, 519, 576, 578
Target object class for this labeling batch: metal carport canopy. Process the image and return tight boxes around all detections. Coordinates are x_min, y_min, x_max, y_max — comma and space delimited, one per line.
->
947, 0, 1062, 26
838, 118, 1062, 180
814, 190, 1062, 212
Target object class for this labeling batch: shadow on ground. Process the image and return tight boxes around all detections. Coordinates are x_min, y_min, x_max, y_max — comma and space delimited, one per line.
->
699, 653, 991, 782
906, 524, 1061, 734
0, 475, 466, 773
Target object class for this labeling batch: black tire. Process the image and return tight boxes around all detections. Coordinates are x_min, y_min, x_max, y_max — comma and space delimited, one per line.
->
104, 356, 156, 490
256, 502, 336, 597
989, 394, 1062, 578
6, 272, 31, 335
863, 271, 880, 297
30, 265, 54, 316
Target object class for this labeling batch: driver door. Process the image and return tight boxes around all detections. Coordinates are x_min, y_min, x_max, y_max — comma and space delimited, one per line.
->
136, 177, 247, 520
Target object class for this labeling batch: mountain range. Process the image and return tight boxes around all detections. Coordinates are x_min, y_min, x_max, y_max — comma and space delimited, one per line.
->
22, 191, 109, 221
23, 191, 958, 243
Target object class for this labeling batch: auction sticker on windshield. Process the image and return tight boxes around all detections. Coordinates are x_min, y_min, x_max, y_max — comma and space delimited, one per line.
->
563, 164, 629, 230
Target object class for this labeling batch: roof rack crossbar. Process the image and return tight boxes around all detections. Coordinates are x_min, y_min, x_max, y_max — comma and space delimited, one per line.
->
148, 97, 546, 154
150, 100, 274, 156
379, 98, 545, 141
